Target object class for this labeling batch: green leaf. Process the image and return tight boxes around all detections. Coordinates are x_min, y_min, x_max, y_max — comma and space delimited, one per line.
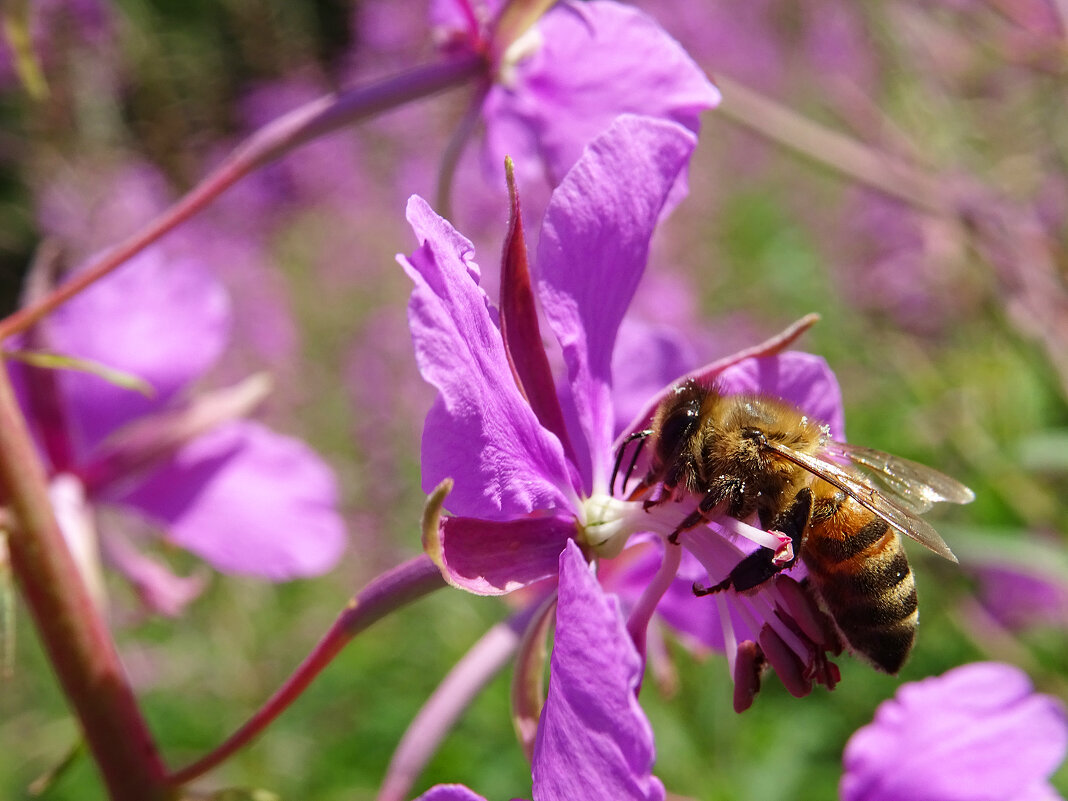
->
3, 350, 155, 398
27, 739, 84, 796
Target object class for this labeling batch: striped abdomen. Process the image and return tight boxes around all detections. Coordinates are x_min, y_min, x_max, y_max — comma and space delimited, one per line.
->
801, 482, 919, 674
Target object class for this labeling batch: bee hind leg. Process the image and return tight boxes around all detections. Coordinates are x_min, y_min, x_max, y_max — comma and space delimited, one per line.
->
693, 489, 813, 596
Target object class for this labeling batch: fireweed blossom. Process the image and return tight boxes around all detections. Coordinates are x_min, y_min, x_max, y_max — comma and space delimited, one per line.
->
841, 662, 1068, 801
972, 558, 1068, 631
399, 114, 844, 713
414, 542, 664, 801
37, 158, 301, 377
8, 246, 346, 615
430, 0, 720, 203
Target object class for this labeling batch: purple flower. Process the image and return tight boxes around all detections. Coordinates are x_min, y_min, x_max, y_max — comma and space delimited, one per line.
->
399, 114, 844, 706
12, 224, 346, 614
841, 662, 1068, 801
431, 0, 720, 201
415, 787, 495, 801
831, 188, 972, 335
973, 562, 1068, 630
414, 541, 663, 801
959, 533, 1068, 631
37, 158, 300, 372
533, 542, 664, 801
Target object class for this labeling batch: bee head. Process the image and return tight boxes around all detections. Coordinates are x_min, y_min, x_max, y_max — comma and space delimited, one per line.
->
651, 383, 704, 467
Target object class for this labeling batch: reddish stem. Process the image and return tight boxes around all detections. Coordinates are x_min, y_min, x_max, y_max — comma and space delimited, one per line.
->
0, 362, 172, 800
615, 313, 821, 445
167, 555, 446, 786
0, 54, 485, 342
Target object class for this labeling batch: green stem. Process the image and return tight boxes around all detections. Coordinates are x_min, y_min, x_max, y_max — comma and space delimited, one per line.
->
0, 54, 486, 342
0, 362, 172, 800
167, 555, 446, 786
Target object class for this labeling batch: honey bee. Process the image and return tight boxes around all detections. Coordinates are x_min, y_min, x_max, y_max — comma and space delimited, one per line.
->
612, 379, 974, 674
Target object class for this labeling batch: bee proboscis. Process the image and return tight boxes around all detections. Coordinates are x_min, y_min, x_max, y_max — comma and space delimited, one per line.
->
613, 379, 974, 674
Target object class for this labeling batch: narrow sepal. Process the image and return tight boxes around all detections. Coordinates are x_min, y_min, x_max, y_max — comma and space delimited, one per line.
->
500, 159, 577, 465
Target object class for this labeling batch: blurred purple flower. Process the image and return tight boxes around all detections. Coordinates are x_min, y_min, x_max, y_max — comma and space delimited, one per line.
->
832, 189, 973, 335
933, 0, 1062, 37
631, 0, 876, 99
631, 0, 787, 95
37, 158, 300, 372
12, 202, 346, 614
969, 553, 1068, 631
841, 662, 1068, 801
431, 0, 720, 201
399, 114, 843, 707
344, 307, 436, 549
415, 787, 495, 801
414, 541, 663, 801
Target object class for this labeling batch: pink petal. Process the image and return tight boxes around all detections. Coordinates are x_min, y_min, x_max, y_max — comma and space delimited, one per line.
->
483, 0, 719, 199
532, 540, 664, 801
109, 421, 345, 579
49, 248, 231, 455
101, 533, 206, 617
500, 166, 577, 464
400, 195, 578, 520
536, 115, 696, 491
433, 514, 576, 595
715, 351, 846, 440
842, 662, 1068, 801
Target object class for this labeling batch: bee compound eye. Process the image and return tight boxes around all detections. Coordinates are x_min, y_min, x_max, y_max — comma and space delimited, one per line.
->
655, 401, 700, 456
660, 415, 691, 450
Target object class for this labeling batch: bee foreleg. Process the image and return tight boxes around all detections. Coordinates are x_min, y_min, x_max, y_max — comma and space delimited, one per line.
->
667, 490, 727, 545
693, 489, 813, 596
692, 576, 733, 596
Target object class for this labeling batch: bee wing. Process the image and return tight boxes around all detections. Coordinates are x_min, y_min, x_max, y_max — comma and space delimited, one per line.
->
828, 442, 976, 513
761, 441, 960, 563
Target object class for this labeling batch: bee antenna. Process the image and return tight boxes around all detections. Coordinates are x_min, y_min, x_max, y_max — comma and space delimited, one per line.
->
623, 436, 648, 492
612, 429, 651, 496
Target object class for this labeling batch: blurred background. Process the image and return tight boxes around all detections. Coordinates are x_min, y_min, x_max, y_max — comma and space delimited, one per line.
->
0, 0, 1066, 798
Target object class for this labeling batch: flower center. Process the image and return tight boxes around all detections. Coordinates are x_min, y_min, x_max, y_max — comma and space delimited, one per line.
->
576, 492, 680, 559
